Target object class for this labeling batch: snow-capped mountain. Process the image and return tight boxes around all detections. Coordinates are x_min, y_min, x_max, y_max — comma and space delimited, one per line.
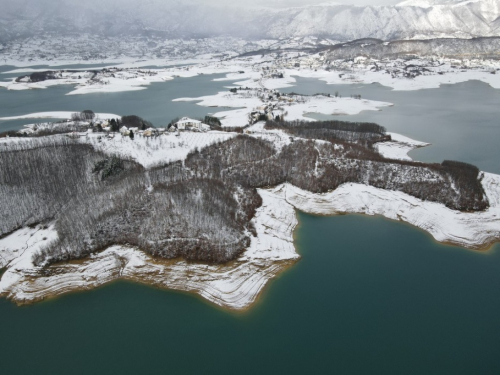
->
0, 0, 498, 42
263, 0, 500, 39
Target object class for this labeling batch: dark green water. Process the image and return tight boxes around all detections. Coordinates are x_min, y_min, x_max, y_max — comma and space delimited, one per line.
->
282, 77, 500, 174
1, 66, 500, 374
1, 214, 500, 374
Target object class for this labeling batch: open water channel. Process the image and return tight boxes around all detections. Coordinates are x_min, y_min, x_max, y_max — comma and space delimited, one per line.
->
1, 66, 499, 374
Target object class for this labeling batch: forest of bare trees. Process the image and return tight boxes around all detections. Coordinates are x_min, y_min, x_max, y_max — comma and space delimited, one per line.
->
0, 119, 489, 268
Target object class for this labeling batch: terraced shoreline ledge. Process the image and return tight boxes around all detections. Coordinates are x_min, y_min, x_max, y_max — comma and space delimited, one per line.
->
0, 188, 300, 309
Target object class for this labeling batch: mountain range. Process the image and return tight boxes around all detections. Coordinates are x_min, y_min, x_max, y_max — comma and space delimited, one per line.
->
0, 0, 498, 42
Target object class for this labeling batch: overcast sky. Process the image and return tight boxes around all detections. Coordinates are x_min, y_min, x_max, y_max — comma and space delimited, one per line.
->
0, 0, 405, 9
217, 0, 402, 6
169, 0, 404, 7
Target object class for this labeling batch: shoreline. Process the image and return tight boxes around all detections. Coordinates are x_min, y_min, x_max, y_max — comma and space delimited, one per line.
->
2, 53, 500, 96
295, 210, 499, 254
0, 188, 301, 311
2, 173, 500, 310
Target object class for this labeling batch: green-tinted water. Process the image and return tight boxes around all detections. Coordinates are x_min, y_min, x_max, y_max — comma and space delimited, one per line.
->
1, 214, 500, 374
1, 67, 500, 374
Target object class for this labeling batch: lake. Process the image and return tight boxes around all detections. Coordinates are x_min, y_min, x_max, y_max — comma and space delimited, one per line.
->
282, 77, 500, 174
1, 215, 499, 374
1, 69, 500, 374
0, 66, 237, 133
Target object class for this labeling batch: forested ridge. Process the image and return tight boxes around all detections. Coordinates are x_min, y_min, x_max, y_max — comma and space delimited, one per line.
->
0, 119, 488, 267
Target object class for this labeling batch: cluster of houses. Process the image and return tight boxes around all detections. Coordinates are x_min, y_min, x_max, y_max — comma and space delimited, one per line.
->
250, 104, 285, 124
261, 67, 285, 79
246, 88, 310, 124
95, 117, 211, 138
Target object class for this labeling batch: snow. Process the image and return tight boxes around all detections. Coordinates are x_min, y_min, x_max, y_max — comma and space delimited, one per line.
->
1, 45, 500, 309
359, 68, 500, 91
286, 96, 392, 120
1, 131, 500, 309
0, 0, 496, 61
284, 171, 500, 250
0, 70, 176, 95
3, 53, 500, 97
80, 131, 236, 168
0, 112, 119, 121
0, 224, 58, 298
2, 166, 500, 308
375, 132, 431, 160
281, 61, 500, 92
174, 91, 392, 127
0, 188, 299, 310
245, 121, 295, 152
174, 91, 262, 128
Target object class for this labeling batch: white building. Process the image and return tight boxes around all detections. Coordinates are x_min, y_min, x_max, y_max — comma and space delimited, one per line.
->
176, 117, 203, 131
119, 126, 130, 136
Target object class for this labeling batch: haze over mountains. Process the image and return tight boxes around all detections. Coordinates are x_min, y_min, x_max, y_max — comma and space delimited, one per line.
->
0, 0, 498, 43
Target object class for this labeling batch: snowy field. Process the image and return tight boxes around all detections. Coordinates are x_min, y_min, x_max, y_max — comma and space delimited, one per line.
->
82, 131, 236, 168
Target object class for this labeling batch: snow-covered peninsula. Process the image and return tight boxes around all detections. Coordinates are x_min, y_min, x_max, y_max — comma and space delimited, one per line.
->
1, 121, 500, 309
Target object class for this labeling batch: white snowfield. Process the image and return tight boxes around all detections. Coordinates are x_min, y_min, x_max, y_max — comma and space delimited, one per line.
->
285, 174, 500, 250
1, 169, 500, 309
375, 132, 431, 161
0, 70, 176, 95
1, 56, 500, 308
286, 96, 392, 120
173, 91, 263, 128
81, 131, 236, 168
0, 61, 252, 95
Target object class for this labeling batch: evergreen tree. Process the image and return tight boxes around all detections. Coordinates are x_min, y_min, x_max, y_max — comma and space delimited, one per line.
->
110, 119, 120, 132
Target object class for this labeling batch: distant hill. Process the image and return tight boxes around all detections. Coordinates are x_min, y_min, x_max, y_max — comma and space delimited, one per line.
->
324, 36, 500, 60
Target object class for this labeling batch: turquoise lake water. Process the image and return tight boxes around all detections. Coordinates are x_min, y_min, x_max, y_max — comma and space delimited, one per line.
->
1, 67, 500, 374
1, 215, 499, 374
